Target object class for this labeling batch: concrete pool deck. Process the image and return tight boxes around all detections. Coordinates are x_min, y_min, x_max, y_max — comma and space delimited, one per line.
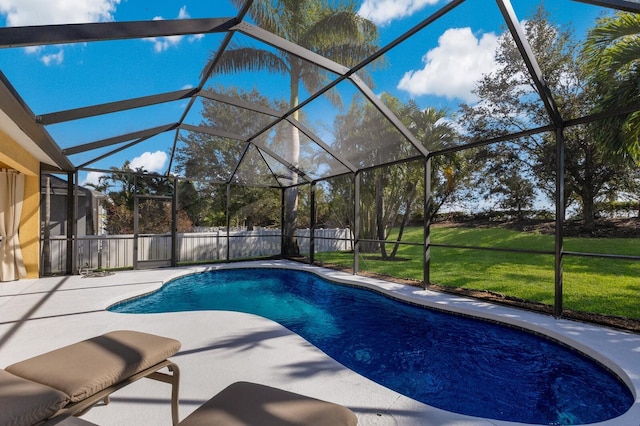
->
0, 260, 638, 426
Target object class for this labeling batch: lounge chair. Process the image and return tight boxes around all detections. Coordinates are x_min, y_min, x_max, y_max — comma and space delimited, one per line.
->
1, 332, 356, 426
178, 381, 358, 426
0, 330, 181, 425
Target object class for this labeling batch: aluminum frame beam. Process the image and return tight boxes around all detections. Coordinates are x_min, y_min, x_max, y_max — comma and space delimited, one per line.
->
179, 123, 311, 185
245, 144, 313, 185
350, 74, 431, 158
63, 123, 179, 155
572, 0, 640, 12
198, 90, 281, 117
232, 21, 350, 77
77, 135, 151, 169
0, 18, 238, 49
554, 127, 566, 318
38, 89, 198, 125
496, 0, 563, 127
286, 117, 359, 173
197, 91, 347, 178
179, 123, 248, 142
199, 91, 358, 173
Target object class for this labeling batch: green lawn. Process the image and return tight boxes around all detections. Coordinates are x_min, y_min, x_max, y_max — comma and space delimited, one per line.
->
314, 225, 640, 320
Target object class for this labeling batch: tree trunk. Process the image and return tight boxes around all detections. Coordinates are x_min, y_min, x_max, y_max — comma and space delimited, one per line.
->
375, 171, 388, 259
389, 186, 416, 259
283, 186, 299, 256
359, 206, 377, 253
582, 190, 596, 231
283, 70, 301, 256
579, 145, 599, 231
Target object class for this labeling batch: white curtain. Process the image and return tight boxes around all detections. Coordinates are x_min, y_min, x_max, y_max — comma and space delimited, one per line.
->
0, 169, 27, 281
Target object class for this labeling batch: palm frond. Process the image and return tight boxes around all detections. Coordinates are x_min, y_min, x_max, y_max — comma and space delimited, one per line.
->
300, 9, 381, 88
584, 12, 640, 51
584, 12, 640, 165
605, 37, 640, 75
592, 76, 640, 164
583, 12, 640, 77
203, 45, 289, 79
624, 110, 640, 164
303, 11, 378, 59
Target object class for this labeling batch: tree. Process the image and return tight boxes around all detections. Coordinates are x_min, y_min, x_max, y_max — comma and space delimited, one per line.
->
472, 147, 536, 219
583, 11, 640, 216
331, 93, 413, 257
332, 94, 463, 259
202, 0, 379, 255
90, 162, 193, 234
177, 180, 205, 227
401, 101, 472, 220
583, 11, 640, 165
316, 175, 354, 230
459, 5, 622, 230
176, 87, 285, 228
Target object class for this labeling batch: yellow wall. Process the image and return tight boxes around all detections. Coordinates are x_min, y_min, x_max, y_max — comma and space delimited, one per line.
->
0, 129, 41, 278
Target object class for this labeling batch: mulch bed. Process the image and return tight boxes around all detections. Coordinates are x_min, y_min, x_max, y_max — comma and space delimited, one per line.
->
447, 217, 640, 238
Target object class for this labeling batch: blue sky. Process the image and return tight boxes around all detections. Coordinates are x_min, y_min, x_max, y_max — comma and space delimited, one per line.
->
0, 0, 609, 186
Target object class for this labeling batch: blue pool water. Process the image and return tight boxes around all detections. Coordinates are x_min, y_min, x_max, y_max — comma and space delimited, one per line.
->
110, 268, 634, 424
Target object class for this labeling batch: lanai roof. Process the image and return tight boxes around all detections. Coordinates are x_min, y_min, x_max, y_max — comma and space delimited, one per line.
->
1, 0, 639, 186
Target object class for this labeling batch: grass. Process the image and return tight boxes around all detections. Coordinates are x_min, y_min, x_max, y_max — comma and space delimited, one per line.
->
314, 225, 640, 320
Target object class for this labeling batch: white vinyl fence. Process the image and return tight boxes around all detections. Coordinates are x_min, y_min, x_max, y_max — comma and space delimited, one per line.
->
43, 228, 353, 274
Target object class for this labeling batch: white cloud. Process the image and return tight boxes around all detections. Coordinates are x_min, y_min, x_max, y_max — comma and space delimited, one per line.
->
149, 34, 183, 53
397, 27, 499, 103
145, 6, 200, 52
24, 45, 42, 54
81, 171, 106, 187
177, 5, 189, 20
0, 0, 120, 26
41, 49, 64, 66
130, 151, 168, 173
358, 0, 439, 25
189, 33, 204, 43
79, 151, 167, 186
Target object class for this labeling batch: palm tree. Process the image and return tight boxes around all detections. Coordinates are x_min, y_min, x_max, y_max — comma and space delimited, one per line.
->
202, 0, 379, 255
583, 11, 640, 166
402, 101, 466, 220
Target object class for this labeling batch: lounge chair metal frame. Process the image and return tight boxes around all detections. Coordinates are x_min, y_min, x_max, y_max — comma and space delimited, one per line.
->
2, 330, 182, 426
41, 360, 180, 425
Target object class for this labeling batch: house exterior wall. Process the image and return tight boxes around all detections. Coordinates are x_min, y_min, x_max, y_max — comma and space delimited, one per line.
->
0, 128, 41, 278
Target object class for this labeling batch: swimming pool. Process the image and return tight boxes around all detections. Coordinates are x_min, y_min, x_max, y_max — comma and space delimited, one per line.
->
110, 267, 634, 424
